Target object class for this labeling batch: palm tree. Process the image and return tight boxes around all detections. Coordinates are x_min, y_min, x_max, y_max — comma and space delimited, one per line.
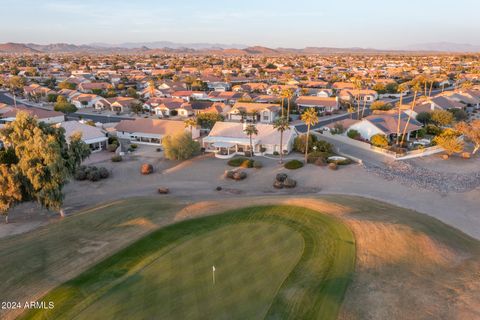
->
244, 124, 258, 157
184, 117, 197, 137
273, 117, 290, 164
400, 81, 422, 146
281, 88, 295, 122
352, 77, 363, 119
395, 83, 408, 146
301, 108, 319, 164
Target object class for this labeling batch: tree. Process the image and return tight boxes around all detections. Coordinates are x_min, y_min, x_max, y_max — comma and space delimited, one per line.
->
196, 112, 224, 130
281, 88, 295, 121
370, 101, 393, 111
58, 81, 76, 90
396, 83, 409, 145
300, 108, 319, 163
416, 111, 432, 125
273, 117, 290, 163
449, 109, 468, 122
54, 95, 77, 114
456, 120, 480, 154
126, 87, 138, 98
129, 102, 143, 115
400, 81, 421, 146
184, 118, 197, 136
431, 110, 454, 127
162, 132, 200, 160
244, 124, 258, 157
0, 112, 90, 222
433, 128, 464, 156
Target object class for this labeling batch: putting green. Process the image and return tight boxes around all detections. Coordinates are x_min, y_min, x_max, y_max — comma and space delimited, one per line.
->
21, 205, 355, 320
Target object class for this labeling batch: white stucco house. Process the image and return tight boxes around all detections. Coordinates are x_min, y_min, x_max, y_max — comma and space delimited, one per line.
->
203, 122, 298, 158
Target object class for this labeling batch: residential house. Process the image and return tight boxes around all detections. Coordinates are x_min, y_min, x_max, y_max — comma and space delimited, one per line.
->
296, 96, 339, 114
227, 102, 281, 124
339, 89, 378, 105
0, 105, 65, 125
115, 118, 200, 145
77, 82, 112, 93
203, 122, 298, 157
58, 121, 108, 152
208, 91, 249, 104
71, 94, 102, 109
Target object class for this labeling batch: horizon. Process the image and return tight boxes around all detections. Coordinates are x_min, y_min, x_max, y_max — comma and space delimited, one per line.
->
2, 0, 480, 49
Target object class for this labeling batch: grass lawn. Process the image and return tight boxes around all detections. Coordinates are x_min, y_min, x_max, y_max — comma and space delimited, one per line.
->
20, 206, 356, 320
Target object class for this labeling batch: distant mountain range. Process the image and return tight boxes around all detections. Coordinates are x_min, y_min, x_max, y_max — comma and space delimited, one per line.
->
1, 41, 480, 54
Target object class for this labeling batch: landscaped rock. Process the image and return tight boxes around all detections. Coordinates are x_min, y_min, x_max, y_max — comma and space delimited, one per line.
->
224, 170, 235, 179
276, 173, 288, 182
461, 152, 471, 159
283, 178, 297, 188
273, 180, 284, 189
233, 171, 247, 180
216, 186, 222, 191
158, 187, 170, 194
141, 163, 154, 175
328, 163, 338, 170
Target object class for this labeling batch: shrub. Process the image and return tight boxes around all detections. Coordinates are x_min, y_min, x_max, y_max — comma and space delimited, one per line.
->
98, 167, 110, 179
347, 129, 361, 139
74, 169, 87, 181
162, 132, 201, 160
253, 160, 263, 169
156, 147, 162, 152
284, 159, 304, 170
293, 134, 317, 153
425, 124, 443, 136
276, 173, 288, 182
111, 155, 123, 162
130, 144, 138, 149
233, 171, 247, 180
108, 137, 119, 145
370, 134, 389, 148
312, 140, 333, 153
107, 144, 118, 152
273, 151, 279, 156
227, 157, 254, 168
141, 163, 154, 175
416, 112, 432, 125
431, 110, 453, 126
328, 158, 352, 165
307, 151, 329, 164
87, 168, 101, 181
330, 123, 345, 135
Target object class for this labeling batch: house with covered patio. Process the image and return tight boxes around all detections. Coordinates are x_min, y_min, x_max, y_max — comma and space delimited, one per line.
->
203, 122, 298, 158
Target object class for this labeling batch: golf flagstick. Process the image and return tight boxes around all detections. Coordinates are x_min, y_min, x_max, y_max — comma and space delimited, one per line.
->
212, 265, 216, 285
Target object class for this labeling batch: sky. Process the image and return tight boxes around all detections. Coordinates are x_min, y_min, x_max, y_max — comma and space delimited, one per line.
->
1, 0, 479, 48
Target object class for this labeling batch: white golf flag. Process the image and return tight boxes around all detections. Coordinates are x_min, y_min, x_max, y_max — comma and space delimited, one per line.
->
212, 265, 216, 285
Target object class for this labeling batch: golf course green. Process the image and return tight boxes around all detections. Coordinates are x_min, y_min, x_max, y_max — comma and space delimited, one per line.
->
21, 205, 355, 320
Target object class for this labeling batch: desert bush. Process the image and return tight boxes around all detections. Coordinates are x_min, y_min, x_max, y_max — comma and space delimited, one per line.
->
233, 171, 247, 180
111, 155, 123, 162
425, 124, 443, 136
284, 159, 304, 170
87, 168, 101, 181
253, 160, 263, 169
130, 144, 138, 149
312, 140, 334, 153
141, 163, 154, 175
227, 157, 254, 168
163, 132, 200, 160
347, 129, 361, 139
107, 143, 118, 152
307, 151, 329, 164
74, 168, 87, 181
98, 167, 110, 179
370, 134, 389, 148
293, 134, 317, 153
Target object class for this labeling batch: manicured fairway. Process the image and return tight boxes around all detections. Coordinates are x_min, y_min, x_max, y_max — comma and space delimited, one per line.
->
21, 206, 356, 320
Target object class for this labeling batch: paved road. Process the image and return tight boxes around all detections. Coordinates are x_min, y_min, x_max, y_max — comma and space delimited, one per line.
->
313, 132, 391, 167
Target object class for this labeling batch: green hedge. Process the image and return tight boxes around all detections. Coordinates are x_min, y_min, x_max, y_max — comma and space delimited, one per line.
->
284, 159, 304, 170
227, 157, 254, 168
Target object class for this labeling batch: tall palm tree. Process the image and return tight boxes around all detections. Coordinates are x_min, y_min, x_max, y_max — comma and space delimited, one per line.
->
400, 81, 422, 146
395, 83, 408, 146
281, 88, 295, 122
301, 108, 319, 164
352, 77, 363, 119
244, 124, 258, 157
184, 117, 197, 137
273, 117, 290, 164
